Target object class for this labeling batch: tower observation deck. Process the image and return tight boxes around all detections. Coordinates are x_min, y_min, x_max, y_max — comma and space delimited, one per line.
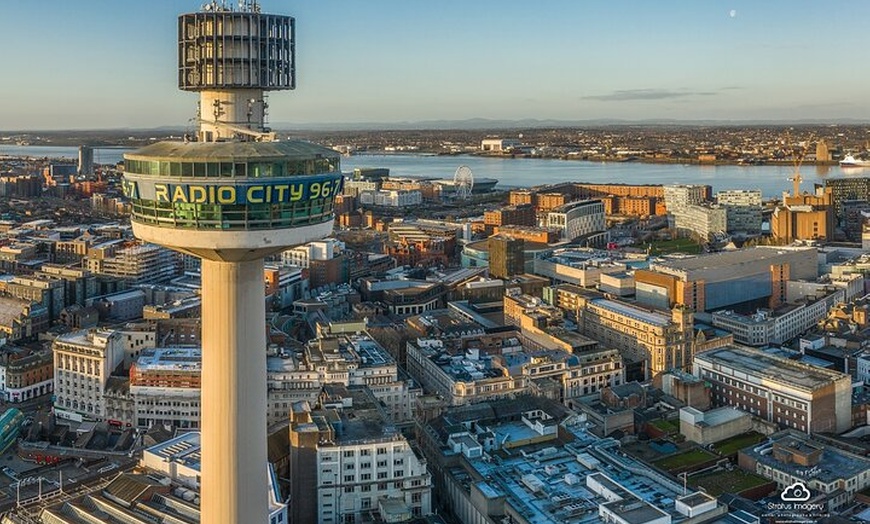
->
122, 2, 340, 523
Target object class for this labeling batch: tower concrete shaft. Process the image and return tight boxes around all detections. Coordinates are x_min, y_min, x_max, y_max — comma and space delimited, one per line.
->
200, 258, 268, 524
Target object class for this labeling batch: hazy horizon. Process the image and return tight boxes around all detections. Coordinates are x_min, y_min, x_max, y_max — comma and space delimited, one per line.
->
4, 116, 870, 134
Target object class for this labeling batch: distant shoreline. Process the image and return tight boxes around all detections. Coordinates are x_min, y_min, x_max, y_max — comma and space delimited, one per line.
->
351, 151, 842, 167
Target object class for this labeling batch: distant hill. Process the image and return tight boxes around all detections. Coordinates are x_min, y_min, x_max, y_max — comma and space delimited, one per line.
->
272, 117, 870, 131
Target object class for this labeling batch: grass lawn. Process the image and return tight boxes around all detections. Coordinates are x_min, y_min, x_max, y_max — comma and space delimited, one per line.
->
713, 432, 766, 456
649, 419, 680, 434
689, 470, 771, 497
652, 448, 717, 471
647, 237, 703, 255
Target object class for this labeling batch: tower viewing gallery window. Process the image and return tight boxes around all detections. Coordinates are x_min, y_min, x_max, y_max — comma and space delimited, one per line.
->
124, 158, 339, 178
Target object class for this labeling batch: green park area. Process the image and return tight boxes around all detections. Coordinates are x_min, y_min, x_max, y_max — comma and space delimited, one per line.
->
688, 470, 771, 497
649, 418, 680, 434
646, 237, 703, 255
712, 432, 766, 456
652, 448, 717, 472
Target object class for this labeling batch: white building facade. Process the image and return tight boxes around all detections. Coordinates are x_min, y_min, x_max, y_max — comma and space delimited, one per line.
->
359, 189, 423, 208
546, 200, 607, 243
54, 328, 155, 422
718, 189, 763, 234
53, 330, 125, 422
280, 238, 343, 268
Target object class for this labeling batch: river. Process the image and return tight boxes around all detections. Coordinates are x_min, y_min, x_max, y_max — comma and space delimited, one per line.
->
2, 145, 864, 198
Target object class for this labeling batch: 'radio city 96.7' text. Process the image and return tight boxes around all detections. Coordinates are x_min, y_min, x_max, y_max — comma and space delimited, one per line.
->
121, 176, 344, 205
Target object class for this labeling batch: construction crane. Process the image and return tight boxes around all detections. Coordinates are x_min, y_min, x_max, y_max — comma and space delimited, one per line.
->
783, 131, 814, 196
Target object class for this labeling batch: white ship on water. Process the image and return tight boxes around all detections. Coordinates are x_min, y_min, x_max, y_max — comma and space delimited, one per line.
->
840, 154, 870, 167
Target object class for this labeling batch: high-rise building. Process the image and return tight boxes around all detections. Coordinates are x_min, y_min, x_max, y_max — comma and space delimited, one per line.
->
488, 235, 525, 279
825, 177, 870, 222
673, 203, 727, 240
664, 184, 721, 238
78, 145, 94, 175
842, 199, 870, 241
663, 184, 710, 212
717, 189, 762, 234
121, 3, 342, 522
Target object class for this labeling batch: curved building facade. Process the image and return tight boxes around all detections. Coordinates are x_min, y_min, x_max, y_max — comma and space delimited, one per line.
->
123, 141, 342, 260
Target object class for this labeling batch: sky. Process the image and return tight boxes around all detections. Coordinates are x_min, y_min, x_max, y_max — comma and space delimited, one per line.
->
1, 0, 868, 129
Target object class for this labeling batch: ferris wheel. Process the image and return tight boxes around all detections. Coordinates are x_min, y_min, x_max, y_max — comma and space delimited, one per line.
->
454, 165, 474, 199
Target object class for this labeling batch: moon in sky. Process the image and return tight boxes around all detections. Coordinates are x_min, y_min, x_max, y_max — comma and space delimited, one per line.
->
729, 9, 737, 18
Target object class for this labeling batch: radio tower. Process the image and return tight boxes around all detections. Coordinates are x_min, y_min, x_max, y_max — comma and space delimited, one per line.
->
122, 2, 341, 522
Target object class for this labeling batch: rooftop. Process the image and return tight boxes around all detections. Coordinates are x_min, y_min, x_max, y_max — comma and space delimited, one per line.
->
590, 298, 671, 327
135, 347, 201, 372
126, 140, 340, 162
695, 345, 849, 391
441, 411, 705, 524
429, 349, 506, 384
651, 246, 815, 273
346, 335, 393, 368
313, 387, 400, 445
687, 406, 748, 427
145, 431, 202, 472
55, 328, 117, 349
0, 295, 35, 326
741, 430, 870, 483
603, 498, 670, 524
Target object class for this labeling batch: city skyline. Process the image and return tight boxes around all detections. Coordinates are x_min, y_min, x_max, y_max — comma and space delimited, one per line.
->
1, 0, 869, 130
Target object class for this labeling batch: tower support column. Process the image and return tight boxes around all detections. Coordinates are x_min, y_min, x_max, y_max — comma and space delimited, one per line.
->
200, 258, 268, 524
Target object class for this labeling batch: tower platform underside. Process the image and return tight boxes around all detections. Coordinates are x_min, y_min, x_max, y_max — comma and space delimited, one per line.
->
131, 220, 333, 261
